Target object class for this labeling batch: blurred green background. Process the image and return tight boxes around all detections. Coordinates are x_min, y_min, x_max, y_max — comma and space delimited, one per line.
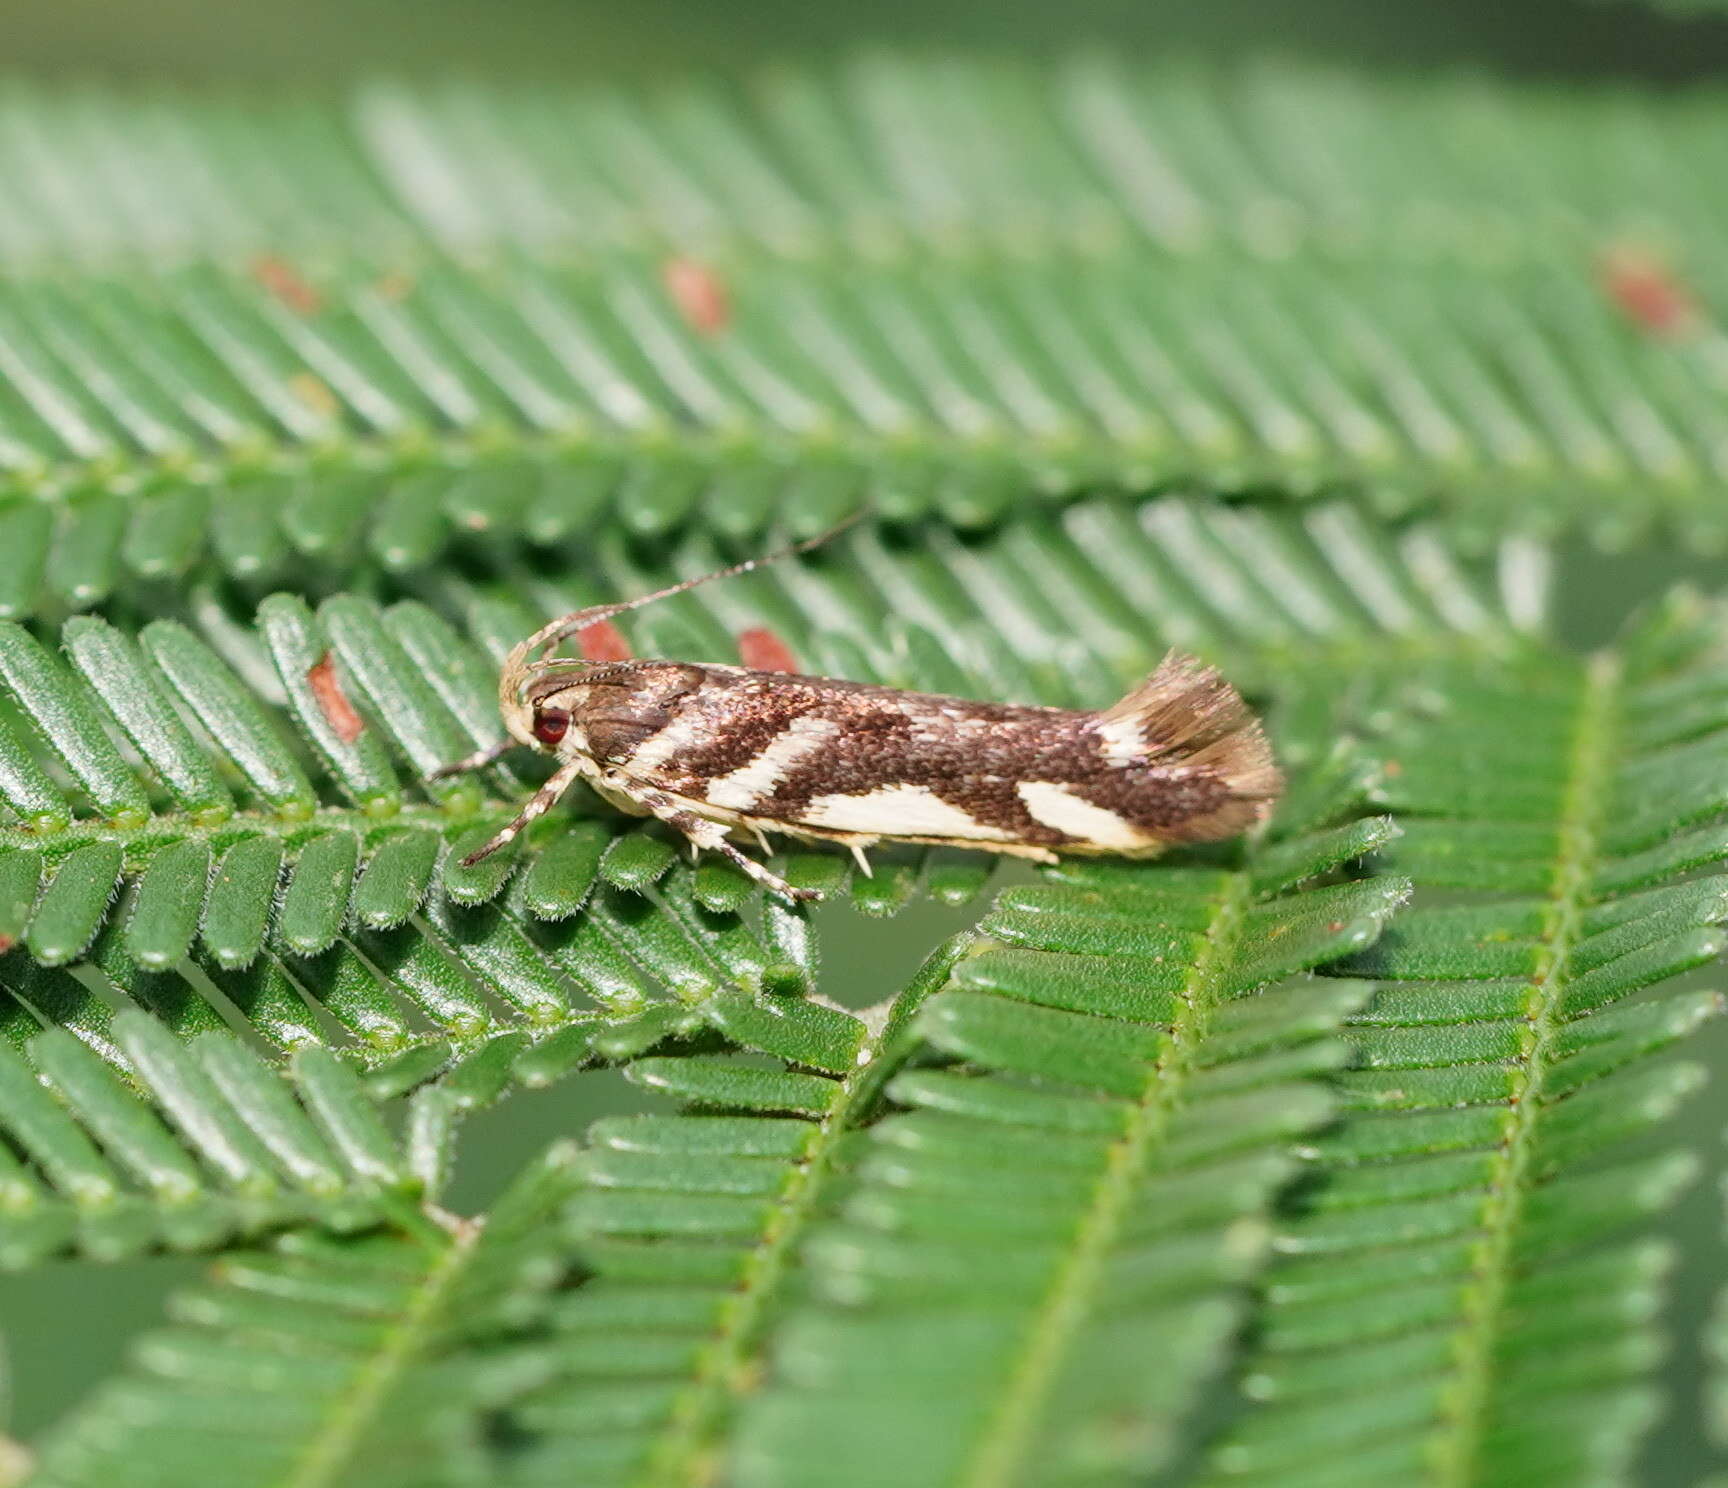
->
1, 0, 1726, 1478
2, 0, 1728, 81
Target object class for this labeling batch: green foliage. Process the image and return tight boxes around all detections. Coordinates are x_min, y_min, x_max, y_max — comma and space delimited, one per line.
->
722, 820, 1401, 1485
1208, 600, 1728, 1486
0, 59, 1718, 629
0, 495, 1501, 1101
0, 1007, 446, 1267
28, 1142, 579, 1488
0, 50, 1724, 1488
482, 736, 1400, 1487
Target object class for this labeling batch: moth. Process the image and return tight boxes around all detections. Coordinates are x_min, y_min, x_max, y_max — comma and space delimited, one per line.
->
438, 528, 1281, 903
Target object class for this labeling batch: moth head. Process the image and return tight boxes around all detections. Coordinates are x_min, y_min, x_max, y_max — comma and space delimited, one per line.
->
499, 615, 652, 756
497, 515, 864, 749
496, 619, 597, 753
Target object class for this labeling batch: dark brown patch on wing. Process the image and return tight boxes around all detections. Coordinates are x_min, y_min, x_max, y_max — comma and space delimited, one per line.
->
664, 685, 825, 781
755, 699, 1088, 843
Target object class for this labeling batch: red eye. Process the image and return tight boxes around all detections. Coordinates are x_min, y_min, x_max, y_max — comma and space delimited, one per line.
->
532, 707, 569, 746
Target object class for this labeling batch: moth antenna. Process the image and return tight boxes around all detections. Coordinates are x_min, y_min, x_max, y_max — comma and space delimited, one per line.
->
557, 509, 864, 648
501, 508, 868, 716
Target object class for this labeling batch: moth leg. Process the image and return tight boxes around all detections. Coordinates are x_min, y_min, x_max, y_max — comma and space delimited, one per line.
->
430, 737, 515, 782
848, 842, 873, 878
629, 787, 819, 905
459, 757, 588, 866
746, 822, 774, 853
985, 841, 1062, 865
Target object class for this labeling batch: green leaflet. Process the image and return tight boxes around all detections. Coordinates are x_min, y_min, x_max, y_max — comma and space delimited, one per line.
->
0, 1010, 438, 1268
1204, 597, 1728, 1488
1708, 1282, 1728, 1459
491, 939, 964, 1488
27, 1142, 579, 1488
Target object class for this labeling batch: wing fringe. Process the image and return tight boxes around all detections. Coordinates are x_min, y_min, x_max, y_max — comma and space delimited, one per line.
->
1101, 651, 1282, 839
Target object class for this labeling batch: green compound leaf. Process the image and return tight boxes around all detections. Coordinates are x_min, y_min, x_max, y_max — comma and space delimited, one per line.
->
0, 1009, 444, 1269
27, 1142, 579, 1488
724, 858, 1398, 1485
0, 63, 1714, 625
0, 56, 1726, 1486
0, 496, 1516, 1099
489, 727, 1405, 1486
1203, 597, 1728, 1488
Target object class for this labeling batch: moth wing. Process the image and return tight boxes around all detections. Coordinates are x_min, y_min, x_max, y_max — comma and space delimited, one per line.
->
1100, 651, 1282, 833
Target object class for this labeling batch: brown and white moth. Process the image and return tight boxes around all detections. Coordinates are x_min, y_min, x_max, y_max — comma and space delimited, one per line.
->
438, 530, 1282, 903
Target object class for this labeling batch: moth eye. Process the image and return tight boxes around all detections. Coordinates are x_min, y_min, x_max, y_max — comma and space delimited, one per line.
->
532, 707, 570, 746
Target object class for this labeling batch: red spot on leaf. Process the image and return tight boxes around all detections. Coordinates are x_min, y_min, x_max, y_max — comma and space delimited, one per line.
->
250, 254, 324, 315
0, 935, 14, 955
307, 652, 365, 743
578, 620, 633, 663
373, 270, 415, 302
1600, 246, 1698, 338
287, 372, 339, 417
738, 627, 798, 673
663, 256, 731, 335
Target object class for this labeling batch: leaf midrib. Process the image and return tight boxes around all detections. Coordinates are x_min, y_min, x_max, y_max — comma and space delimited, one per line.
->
1431, 650, 1621, 1486
644, 980, 935, 1485
0, 800, 470, 859
287, 1221, 475, 1488
959, 873, 1251, 1488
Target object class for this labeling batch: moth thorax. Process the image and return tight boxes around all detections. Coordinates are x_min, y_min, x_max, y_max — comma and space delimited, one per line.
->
549, 663, 707, 765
